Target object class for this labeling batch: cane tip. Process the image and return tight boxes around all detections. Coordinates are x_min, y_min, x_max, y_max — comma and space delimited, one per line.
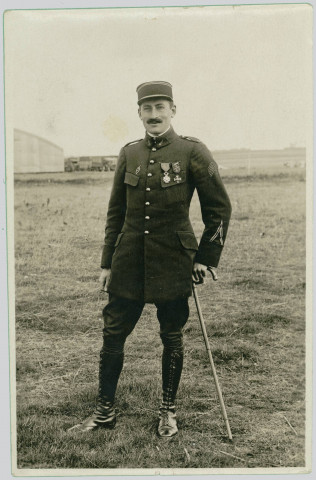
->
221, 434, 234, 444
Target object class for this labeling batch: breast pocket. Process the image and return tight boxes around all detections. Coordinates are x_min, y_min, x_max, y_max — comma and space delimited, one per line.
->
160, 169, 187, 204
160, 170, 186, 189
124, 171, 140, 187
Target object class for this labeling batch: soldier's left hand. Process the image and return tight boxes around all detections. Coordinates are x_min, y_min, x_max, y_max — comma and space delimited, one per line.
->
192, 263, 208, 284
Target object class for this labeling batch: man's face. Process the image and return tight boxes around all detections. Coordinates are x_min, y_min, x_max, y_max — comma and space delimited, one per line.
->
138, 98, 176, 135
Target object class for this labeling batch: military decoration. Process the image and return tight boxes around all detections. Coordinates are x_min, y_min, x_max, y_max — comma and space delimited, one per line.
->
174, 175, 182, 183
208, 160, 217, 178
161, 163, 171, 183
209, 220, 224, 245
163, 173, 171, 184
135, 166, 141, 175
172, 162, 181, 173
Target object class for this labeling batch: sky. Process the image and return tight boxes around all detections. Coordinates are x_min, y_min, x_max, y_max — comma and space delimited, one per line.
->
4, 4, 313, 156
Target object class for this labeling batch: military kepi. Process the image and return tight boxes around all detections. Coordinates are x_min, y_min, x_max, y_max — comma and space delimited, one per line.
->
136, 81, 173, 105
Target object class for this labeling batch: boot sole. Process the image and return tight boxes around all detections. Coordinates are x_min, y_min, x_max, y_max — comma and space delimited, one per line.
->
67, 418, 116, 433
157, 428, 178, 438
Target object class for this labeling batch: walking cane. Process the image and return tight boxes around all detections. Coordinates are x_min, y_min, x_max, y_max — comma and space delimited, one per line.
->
192, 272, 233, 441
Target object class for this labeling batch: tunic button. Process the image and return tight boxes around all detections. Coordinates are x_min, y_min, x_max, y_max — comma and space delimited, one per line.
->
152, 147, 157, 151
144, 230, 149, 234
147, 173, 152, 177
145, 202, 150, 206
146, 187, 151, 192
145, 216, 150, 220
150, 160, 154, 164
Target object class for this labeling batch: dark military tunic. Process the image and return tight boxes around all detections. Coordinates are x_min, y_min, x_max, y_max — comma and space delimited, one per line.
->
101, 127, 231, 303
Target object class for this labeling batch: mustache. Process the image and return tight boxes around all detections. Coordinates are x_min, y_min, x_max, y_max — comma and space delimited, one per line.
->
147, 119, 162, 124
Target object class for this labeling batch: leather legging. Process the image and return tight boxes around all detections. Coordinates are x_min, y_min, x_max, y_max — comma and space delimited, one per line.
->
98, 294, 189, 407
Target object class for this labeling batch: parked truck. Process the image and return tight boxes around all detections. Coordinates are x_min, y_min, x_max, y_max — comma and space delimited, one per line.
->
79, 157, 92, 170
64, 157, 80, 171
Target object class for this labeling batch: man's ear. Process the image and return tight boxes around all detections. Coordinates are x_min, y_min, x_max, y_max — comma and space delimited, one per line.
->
171, 104, 177, 118
138, 107, 142, 120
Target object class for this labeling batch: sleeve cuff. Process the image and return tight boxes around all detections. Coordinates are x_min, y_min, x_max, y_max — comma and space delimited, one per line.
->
195, 243, 223, 268
100, 245, 115, 269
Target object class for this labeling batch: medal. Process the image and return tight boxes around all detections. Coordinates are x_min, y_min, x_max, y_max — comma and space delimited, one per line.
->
174, 175, 182, 183
172, 162, 181, 173
163, 172, 171, 183
161, 163, 171, 183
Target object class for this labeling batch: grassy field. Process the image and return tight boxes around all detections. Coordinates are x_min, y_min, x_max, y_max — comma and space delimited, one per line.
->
13, 166, 306, 471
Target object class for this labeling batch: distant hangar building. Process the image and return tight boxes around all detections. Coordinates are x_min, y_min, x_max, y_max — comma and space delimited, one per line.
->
14, 129, 64, 173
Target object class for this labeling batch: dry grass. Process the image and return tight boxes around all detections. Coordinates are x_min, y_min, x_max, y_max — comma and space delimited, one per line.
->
13, 166, 306, 470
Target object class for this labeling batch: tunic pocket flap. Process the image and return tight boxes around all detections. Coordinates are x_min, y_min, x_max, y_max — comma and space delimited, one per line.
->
177, 231, 198, 250
161, 173, 186, 188
114, 232, 124, 247
124, 171, 139, 187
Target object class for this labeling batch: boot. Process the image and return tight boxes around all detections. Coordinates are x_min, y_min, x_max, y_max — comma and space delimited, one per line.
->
158, 348, 183, 437
158, 407, 178, 437
67, 350, 124, 433
67, 397, 116, 432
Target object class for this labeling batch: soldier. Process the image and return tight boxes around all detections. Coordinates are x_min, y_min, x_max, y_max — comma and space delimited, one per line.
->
69, 81, 232, 437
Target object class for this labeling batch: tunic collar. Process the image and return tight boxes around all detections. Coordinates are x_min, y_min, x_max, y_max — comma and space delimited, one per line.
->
145, 126, 178, 149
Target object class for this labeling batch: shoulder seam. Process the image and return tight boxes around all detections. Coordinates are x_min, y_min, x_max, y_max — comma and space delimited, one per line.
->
180, 135, 201, 143
124, 139, 143, 147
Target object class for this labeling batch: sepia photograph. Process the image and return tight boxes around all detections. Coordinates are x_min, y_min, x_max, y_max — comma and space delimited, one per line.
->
3, 2, 313, 476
